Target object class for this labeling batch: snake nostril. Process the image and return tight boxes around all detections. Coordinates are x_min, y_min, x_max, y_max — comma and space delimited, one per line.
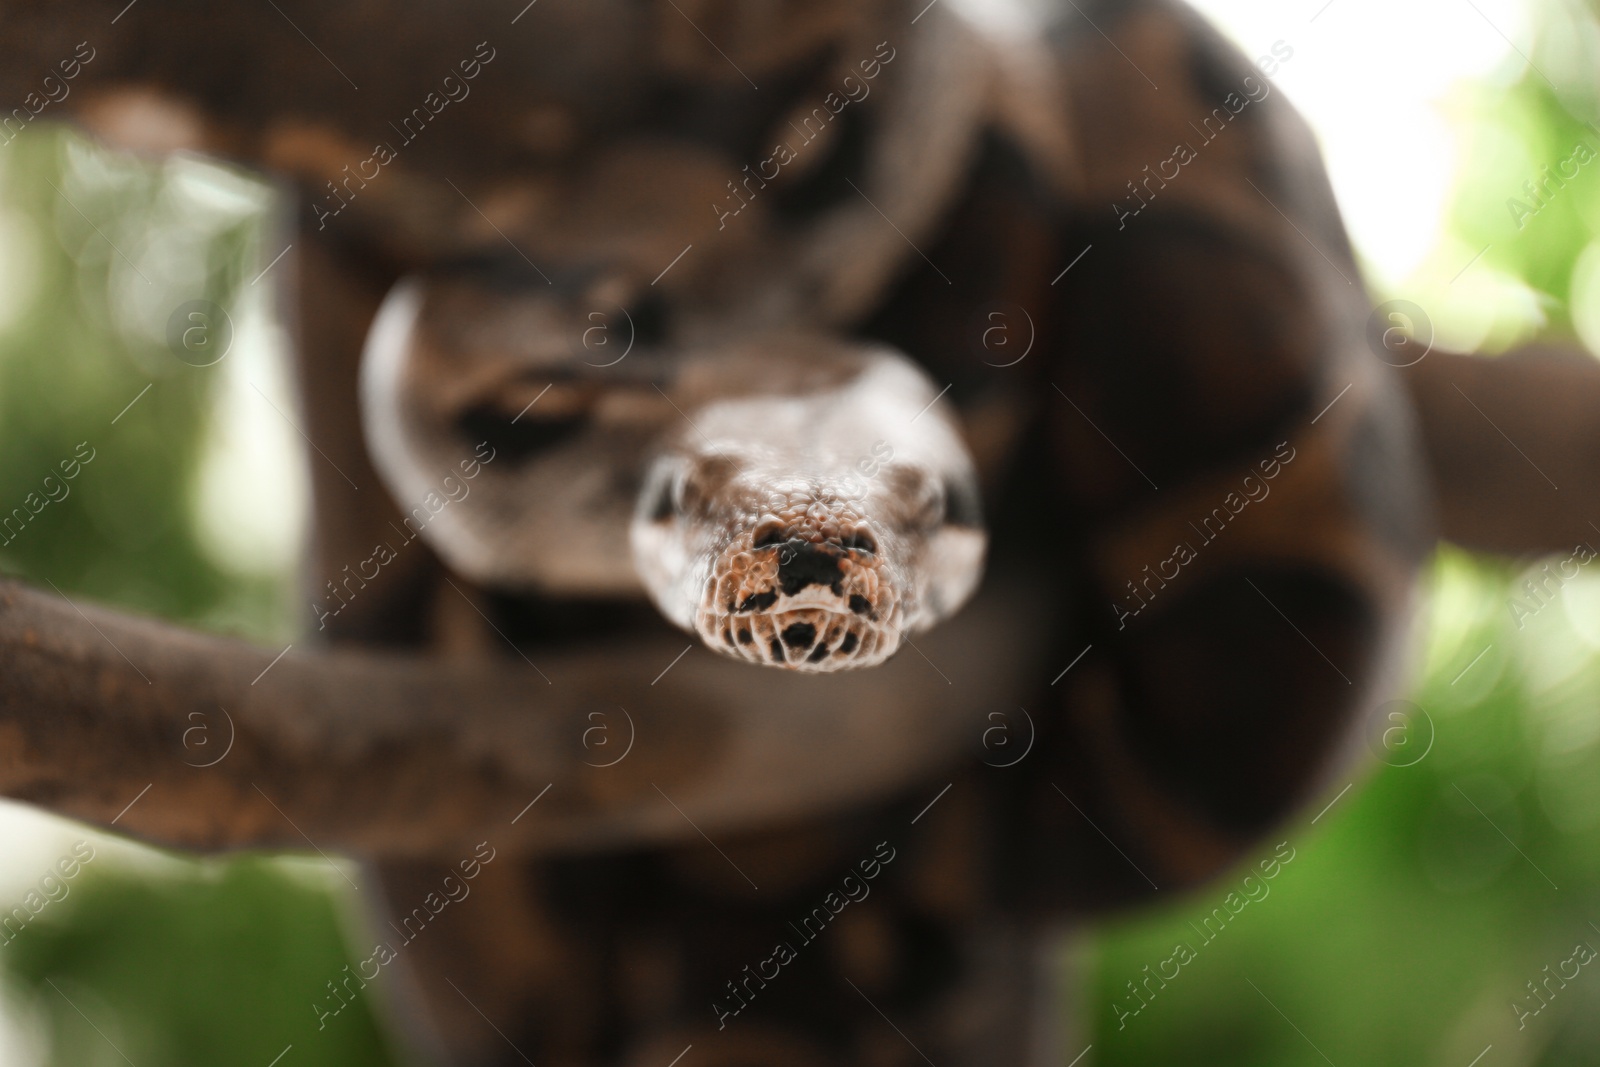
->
841, 532, 876, 555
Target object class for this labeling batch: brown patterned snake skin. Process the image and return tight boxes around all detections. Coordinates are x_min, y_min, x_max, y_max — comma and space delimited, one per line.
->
0, 0, 1502, 1062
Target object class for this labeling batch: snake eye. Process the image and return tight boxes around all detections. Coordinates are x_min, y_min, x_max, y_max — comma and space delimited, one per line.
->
752, 523, 786, 549
942, 475, 983, 528
455, 402, 588, 462
677, 455, 739, 518
640, 461, 682, 523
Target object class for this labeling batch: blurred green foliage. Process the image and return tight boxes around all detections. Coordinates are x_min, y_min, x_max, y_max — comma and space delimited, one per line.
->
0, 130, 295, 638
1, 2, 1600, 1064
4, 857, 395, 1067
1449, 69, 1600, 348
0, 129, 383, 1066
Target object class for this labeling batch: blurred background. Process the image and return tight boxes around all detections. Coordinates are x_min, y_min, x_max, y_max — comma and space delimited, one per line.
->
0, 0, 1595, 1063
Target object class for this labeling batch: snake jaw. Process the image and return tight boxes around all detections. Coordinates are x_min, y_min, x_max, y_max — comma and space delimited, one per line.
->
694, 533, 904, 672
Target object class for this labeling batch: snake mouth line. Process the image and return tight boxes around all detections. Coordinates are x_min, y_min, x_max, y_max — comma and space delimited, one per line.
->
695, 538, 902, 672
734, 588, 878, 618
701, 607, 894, 670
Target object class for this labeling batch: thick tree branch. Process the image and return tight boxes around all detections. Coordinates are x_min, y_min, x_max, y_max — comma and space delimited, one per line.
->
1403, 345, 1600, 557
0, 573, 1045, 858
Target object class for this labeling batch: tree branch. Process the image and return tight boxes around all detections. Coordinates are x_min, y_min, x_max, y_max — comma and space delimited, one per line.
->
1403, 345, 1600, 557
0, 573, 1045, 858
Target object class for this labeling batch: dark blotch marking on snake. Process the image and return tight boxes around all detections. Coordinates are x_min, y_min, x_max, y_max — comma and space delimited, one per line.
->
769, 638, 785, 664
782, 622, 816, 649
739, 591, 778, 613
807, 643, 830, 663
837, 632, 859, 655
738, 628, 753, 645
848, 595, 872, 616
722, 628, 734, 646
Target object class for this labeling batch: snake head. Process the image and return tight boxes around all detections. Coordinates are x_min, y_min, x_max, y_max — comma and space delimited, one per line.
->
631, 347, 987, 672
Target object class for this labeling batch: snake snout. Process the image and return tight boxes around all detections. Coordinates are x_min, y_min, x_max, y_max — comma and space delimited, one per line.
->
695, 530, 902, 672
